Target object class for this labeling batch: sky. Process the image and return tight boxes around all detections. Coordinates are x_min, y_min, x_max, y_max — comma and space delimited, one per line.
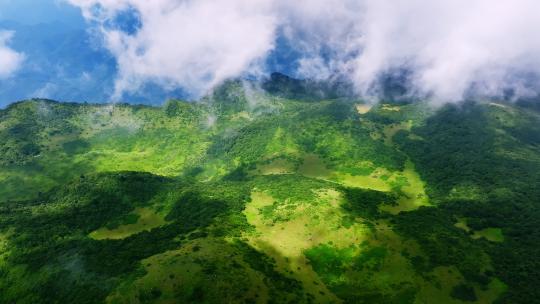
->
1, 0, 540, 107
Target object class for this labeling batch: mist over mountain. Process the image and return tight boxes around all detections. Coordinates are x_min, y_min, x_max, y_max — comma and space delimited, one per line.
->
2, 0, 540, 107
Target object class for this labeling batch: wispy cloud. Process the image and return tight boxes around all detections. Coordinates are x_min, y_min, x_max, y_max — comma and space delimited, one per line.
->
68, 0, 278, 100
68, 0, 540, 102
0, 30, 23, 79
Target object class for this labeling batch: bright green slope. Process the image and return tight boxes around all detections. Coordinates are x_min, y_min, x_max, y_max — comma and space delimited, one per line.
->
0, 77, 539, 303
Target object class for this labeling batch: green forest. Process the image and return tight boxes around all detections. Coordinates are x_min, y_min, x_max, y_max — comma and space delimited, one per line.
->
0, 78, 539, 303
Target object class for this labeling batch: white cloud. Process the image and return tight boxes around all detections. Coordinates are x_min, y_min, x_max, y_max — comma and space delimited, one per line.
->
68, 0, 277, 99
347, 0, 540, 101
0, 30, 23, 79
68, 0, 540, 102
273, 1, 364, 81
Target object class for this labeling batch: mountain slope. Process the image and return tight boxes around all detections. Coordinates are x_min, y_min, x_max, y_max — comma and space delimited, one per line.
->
0, 81, 539, 303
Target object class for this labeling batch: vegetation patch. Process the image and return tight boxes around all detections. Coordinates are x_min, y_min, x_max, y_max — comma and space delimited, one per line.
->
253, 157, 296, 175
297, 153, 333, 178
106, 238, 290, 304
89, 207, 168, 240
0, 94, 537, 303
454, 218, 505, 243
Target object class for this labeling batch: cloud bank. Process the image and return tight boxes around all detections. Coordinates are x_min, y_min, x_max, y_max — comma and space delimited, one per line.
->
349, 0, 540, 101
68, 0, 540, 102
68, 0, 277, 99
0, 30, 23, 79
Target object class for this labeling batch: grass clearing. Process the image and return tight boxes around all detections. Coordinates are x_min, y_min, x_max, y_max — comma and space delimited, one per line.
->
478, 278, 507, 302
254, 158, 295, 175
472, 228, 504, 243
380, 160, 430, 214
243, 186, 497, 303
415, 266, 507, 304
454, 218, 470, 232
243, 189, 372, 303
356, 104, 373, 114
297, 153, 332, 178
106, 238, 270, 304
454, 219, 505, 243
382, 120, 412, 146
297, 154, 391, 191
90, 207, 168, 240
414, 266, 466, 304
334, 172, 392, 191
381, 104, 401, 112
243, 187, 461, 303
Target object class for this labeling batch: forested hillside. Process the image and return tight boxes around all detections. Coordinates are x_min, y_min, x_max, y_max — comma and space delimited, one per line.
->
0, 77, 539, 303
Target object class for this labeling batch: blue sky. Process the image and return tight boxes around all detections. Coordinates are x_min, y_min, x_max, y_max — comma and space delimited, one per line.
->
0, 0, 84, 26
0, 0, 116, 106
0, 0, 539, 107
0, 0, 302, 106
0, 0, 215, 106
